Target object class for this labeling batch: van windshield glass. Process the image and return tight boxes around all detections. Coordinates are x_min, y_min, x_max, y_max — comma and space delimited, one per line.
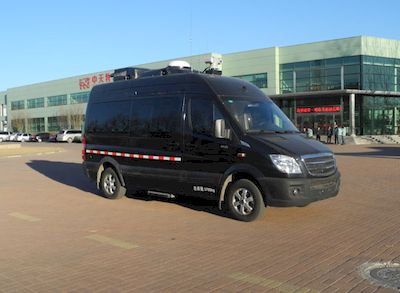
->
222, 97, 299, 133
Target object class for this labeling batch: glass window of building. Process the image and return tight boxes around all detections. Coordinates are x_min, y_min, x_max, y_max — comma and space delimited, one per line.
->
47, 95, 67, 107
362, 96, 400, 135
11, 118, 26, 132
28, 118, 45, 133
48, 116, 68, 132
234, 73, 268, 88
362, 56, 399, 91
280, 56, 361, 93
27, 97, 45, 109
11, 100, 25, 110
70, 92, 90, 104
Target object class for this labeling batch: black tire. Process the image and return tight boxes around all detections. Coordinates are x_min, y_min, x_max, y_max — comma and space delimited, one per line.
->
100, 168, 126, 199
67, 137, 73, 143
225, 179, 265, 222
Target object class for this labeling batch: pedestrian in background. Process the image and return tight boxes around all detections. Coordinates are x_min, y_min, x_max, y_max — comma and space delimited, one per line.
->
316, 127, 321, 141
334, 126, 339, 144
327, 126, 333, 144
337, 125, 343, 145
341, 126, 346, 145
307, 127, 313, 138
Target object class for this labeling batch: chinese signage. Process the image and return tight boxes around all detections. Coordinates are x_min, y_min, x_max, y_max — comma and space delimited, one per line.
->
296, 106, 341, 113
79, 73, 112, 90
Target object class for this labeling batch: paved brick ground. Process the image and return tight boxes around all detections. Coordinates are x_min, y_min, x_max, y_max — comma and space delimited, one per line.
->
0, 142, 399, 292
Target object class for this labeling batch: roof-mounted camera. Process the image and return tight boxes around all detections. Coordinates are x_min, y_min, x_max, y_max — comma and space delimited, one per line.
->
203, 56, 223, 75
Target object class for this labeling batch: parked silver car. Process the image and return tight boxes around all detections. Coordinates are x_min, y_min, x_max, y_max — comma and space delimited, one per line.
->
56, 129, 82, 143
0, 131, 12, 142
16, 133, 32, 142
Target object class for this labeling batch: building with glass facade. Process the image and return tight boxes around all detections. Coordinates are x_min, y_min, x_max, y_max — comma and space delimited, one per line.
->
1, 36, 400, 135
0, 92, 6, 131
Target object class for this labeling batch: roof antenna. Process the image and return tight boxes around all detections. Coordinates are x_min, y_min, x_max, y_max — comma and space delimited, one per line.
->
189, 3, 193, 63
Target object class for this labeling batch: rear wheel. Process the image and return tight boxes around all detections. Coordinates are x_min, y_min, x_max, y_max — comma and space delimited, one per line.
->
226, 179, 265, 222
100, 168, 126, 199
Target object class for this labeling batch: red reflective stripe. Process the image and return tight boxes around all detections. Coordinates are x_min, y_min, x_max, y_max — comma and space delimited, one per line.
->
86, 149, 181, 162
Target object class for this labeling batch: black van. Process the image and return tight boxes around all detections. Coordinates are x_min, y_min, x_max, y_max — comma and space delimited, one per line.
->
82, 62, 340, 221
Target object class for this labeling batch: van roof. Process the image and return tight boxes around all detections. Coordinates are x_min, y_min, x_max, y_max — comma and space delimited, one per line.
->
89, 72, 267, 102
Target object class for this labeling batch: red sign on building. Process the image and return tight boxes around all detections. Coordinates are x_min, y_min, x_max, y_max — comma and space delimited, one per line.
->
79, 73, 111, 90
296, 106, 341, 113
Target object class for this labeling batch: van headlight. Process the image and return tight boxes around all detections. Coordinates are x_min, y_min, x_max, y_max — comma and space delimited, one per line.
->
269, 154, 302, 174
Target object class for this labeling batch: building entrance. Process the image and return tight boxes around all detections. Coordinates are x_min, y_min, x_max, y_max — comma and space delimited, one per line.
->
295, 105, 343, 135
297, 113, 341, 135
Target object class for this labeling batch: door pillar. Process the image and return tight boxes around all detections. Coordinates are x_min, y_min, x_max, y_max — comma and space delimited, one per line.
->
349, 93, 356, 136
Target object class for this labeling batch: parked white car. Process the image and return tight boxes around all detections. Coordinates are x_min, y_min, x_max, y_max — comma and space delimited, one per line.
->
0, 131, 12, 142
56, 129, 82, 143
16, 133, 32, 142
10, 133, 21, 141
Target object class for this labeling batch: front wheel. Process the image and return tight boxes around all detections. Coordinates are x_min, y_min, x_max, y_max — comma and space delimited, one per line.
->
100, 168, 126, 199
226, 179, 265, 222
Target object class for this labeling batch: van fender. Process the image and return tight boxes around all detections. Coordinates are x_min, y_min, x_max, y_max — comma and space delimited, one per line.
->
217, 164, 265, 210
96, 157, 126, 189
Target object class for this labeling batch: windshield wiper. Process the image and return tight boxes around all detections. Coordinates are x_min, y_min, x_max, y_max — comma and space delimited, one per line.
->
247, 130, 300, 134
246, 130, 275, 134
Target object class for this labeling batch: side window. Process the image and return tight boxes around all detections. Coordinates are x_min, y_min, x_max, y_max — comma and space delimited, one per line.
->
130, 96, 182, 138
86, 101, 130, 134
190, 97, 227, 137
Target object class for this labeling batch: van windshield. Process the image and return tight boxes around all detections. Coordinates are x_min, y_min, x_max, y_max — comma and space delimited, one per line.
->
222, 97, 299, 133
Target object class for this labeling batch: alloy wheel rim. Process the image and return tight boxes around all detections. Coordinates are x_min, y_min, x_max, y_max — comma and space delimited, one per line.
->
232, 188, 255, 216
104, 174, 116, 194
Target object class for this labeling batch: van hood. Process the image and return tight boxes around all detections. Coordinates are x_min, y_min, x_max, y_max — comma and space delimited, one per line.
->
248, 133, 332, 157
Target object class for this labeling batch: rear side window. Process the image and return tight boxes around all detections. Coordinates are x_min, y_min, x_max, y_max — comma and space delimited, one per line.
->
130, 96, 182, 138
86, 101, 130, 134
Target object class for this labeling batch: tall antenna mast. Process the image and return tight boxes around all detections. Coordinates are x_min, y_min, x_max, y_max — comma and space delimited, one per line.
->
189, 2, 193, 63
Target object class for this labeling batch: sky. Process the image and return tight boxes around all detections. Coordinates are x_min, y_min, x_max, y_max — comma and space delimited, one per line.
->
1, 0, 400, 91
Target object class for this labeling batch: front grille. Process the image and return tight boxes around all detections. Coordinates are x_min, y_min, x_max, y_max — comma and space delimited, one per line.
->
302, 153, 336, 177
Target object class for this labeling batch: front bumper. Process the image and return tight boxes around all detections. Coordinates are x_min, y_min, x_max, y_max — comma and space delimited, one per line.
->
259, 171, 340, 207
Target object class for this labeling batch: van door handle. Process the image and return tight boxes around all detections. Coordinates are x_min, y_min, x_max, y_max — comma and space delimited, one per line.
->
219, 144, 229, 149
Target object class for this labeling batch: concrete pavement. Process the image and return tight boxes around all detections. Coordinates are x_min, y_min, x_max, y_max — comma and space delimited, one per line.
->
0, 143, 399, 292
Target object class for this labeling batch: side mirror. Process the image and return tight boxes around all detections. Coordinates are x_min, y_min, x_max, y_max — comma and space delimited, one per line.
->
215, 119, 231, 139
